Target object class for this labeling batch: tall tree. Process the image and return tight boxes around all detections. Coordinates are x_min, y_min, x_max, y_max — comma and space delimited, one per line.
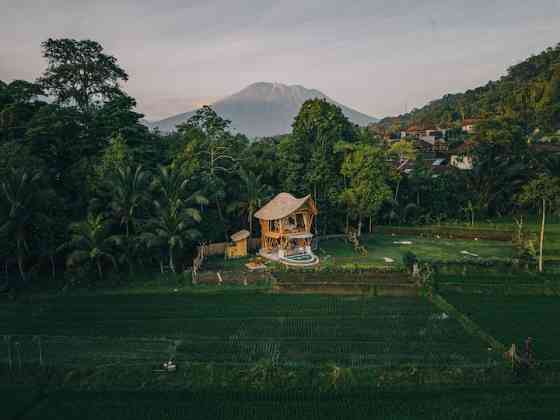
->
65, 214, 118, 282
107, 165, 151, 237
38, 38, 128, 113
146, 166, 207, 273
0, 169, 54, 282
290, 99, 356, 234
466, 117, 529, 216
340, 144, 392, 235
227, 168, 270, 235
176, 106, 242, 237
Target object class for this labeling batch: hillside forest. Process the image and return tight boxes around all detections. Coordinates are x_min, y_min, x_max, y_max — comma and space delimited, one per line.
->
1, 38, 560, 287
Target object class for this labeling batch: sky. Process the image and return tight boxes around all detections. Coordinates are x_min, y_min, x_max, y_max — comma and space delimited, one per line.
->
1, 0, 560, 121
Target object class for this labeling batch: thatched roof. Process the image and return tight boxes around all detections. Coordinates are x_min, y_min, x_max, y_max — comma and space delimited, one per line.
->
254, 193, 316, 221
230, 229, 250, 242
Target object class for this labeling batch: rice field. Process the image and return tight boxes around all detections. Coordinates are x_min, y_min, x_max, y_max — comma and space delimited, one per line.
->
12, 387, 560, 420
444, 293, 560, 361
0, 293, 490, 368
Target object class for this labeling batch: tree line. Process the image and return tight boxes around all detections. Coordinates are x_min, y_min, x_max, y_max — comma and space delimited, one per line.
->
377, 43, 560, 135
1, 38, 560, 289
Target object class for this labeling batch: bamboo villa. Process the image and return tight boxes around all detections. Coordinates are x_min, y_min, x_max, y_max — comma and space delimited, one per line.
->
254, 192, 319, 266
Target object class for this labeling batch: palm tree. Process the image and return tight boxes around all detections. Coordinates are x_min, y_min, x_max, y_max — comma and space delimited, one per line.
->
227, 168, 270, 235
145, 166, 207, 273
65, 214, 118, 282
0, 169, 53, 282
105, 164, 151, 276
108, 165, 151, 237
144, 202, 202, 274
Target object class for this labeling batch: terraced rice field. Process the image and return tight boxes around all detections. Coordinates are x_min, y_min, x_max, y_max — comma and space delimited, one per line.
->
437, 271, 560, 295
12, 387, 560, 420
0, 293, 489, 367
444, 294, 560, 361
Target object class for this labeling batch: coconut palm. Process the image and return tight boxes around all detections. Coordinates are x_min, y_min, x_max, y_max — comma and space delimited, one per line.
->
108, 164, 151, 237
0, 168, 53, 282
65, 214, 118, 282
227, 168, 270, 235
144, 165, 207, 273
104, 164, 151, 276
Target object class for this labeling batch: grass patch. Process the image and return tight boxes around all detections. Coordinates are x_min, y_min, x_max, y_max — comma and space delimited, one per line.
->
318, 235, 513, 270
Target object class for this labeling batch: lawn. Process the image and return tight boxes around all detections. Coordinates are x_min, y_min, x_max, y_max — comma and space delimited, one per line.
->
205, 234, 515, 272
421, 218, 560, 262
318, 234, 513, 269
0, 293, 489, 368
16, 387, 560, 420
203, 222, 560, 272
444, 293, 560, 361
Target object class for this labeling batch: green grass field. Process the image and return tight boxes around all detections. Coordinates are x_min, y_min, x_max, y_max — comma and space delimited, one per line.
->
418, 218, 560, 262
10, 387, 560, 420
444, 293, 560, 361
318, 235, 513, 269
0, 293, 490, 368
205, 222, 560, 271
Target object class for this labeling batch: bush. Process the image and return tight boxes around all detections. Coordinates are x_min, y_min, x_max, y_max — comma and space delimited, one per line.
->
402, 251, 417, 273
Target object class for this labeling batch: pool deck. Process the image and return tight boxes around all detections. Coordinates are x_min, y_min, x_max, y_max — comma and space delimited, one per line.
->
259, 248, 320, 267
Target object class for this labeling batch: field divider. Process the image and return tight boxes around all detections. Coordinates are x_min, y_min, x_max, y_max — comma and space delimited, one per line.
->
428, 293, 507, 355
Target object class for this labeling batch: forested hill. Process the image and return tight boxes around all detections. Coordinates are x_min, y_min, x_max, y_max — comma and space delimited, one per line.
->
377, 43, 560, 133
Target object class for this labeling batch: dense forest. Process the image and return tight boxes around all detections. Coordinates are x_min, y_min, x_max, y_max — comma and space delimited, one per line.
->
1, 38, 560, 289
377, 43, 560, 136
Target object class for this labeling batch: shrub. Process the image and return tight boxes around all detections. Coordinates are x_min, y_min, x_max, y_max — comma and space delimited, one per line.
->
402, 251, 417, 273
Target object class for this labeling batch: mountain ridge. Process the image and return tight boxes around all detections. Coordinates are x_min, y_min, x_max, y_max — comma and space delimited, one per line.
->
376, 43, 560, 134
144, 82, 378, 137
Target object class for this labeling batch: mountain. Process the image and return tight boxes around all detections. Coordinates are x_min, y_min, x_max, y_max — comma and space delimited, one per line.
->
376, 43, 560, 134
144, 82, 378, 137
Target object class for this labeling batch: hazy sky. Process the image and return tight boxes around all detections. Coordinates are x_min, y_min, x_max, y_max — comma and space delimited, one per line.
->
1, 0, 560, 120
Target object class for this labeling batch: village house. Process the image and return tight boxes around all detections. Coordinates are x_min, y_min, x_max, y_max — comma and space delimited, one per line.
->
401, 125, 449, 153
462, 119, 480, 134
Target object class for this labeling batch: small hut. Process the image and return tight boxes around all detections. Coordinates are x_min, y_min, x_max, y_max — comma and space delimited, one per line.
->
254, 193, 319, 265
226, 229, 250, 259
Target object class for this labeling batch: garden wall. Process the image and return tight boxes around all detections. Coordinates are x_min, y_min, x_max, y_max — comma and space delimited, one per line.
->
199, 238, 261, 256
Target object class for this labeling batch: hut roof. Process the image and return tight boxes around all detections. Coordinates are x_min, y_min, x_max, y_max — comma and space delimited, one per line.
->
254, 193, 316, 221
230, 229, 250, 242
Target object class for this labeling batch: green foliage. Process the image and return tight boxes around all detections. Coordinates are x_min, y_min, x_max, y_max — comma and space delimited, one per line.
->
402, 251, 417, 273
3, 37, 560, 289
64, 214, 118, 283
340, 144, 392, 233
377, 43, 560, 134
288, 99, 357, 234
38, 38, 129, 112
226, 167, 271, 235
143, 165, 207, 273
0, 168, 55, 282
388, 139, 416, 161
